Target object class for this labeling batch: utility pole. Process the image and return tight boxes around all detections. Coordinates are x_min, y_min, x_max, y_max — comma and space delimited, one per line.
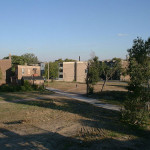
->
86, 62, 89, 96
48, 62, 49, 86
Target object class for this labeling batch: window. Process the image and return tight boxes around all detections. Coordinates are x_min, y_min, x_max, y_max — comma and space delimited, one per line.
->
59, 69, 63, 72
59, 75, 63, 78
22, 68, 25, 74
59, 63, 63, 67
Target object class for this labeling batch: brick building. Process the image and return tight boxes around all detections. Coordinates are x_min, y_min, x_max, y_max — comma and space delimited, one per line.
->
58, 59, 130, 83
15, 64, 41, 84
58, 61, 88, 83
0, 55, 11, 85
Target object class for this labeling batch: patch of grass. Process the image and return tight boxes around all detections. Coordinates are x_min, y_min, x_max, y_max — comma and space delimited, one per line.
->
89, 91, 128, 106
0, 91, 149, 150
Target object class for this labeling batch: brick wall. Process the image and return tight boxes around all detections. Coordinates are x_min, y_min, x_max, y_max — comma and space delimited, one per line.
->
16, 65, 41, 80
76, 62, 87, 83
0, 59, 11, 85
63, 62, 75, 82
60, 61, 87, 83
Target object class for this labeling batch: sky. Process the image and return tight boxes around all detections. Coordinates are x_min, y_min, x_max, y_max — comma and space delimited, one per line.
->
0, 0, 150, 61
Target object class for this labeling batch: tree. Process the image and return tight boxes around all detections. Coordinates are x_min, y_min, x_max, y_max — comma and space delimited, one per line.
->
21, 53, 39, 64
64, 58, 76, 62
3, 55, 25, 74
44, 62, 59, 80
122, 37, 150, 126
3, 53, 39, 74
89, 56, 100, 85
100, 58, 122, 92
87, 56, 100, 94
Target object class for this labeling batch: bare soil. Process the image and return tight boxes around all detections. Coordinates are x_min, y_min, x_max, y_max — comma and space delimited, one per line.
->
0, 91, 150, 150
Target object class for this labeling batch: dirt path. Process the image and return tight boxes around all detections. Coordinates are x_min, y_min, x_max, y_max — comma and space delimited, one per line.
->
46, 87, 121, 111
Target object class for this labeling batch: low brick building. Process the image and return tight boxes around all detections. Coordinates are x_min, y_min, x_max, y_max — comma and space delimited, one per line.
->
15, 65, 41, 84
58, 61, 88, 83
21, 76, 44, 85
0, 55, 11, 85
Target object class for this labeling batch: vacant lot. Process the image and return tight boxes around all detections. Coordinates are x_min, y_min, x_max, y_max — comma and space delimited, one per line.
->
0, 91, 150, 150
47, 81, 128, 94
47, 81, 128, 105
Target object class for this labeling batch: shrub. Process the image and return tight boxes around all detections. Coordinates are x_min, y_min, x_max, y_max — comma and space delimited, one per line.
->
0, 81, 45, 92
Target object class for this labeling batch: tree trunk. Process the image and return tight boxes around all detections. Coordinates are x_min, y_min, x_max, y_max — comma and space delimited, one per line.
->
101, 77, 107, 92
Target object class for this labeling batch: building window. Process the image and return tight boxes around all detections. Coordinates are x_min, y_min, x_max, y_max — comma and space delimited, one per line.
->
59, 75, 63, 78
22, 68, 25, 75
59, 63, 63, 67
59, 69, 63, 72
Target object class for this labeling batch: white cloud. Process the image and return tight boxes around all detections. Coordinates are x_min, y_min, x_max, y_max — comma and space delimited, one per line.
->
117, 33, 129, 37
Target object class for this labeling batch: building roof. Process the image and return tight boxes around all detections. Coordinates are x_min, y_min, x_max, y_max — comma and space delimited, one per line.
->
22, 76, 44, 80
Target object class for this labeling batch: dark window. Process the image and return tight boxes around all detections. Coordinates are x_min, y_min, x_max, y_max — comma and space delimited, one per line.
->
59, 69, 63, 72
59, 63, 63, 67
59, 75, 63, 78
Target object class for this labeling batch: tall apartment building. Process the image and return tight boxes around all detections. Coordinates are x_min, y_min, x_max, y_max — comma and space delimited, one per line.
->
0, 54, 11, 85
58, 61, 88, 83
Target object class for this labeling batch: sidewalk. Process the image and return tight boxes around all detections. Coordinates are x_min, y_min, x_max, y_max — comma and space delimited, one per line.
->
46, 87, 122, 111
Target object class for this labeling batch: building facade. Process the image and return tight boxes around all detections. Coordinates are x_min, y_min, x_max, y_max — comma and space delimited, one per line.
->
58, 61, 88, 83
38, 62, 45, 76
15, 65, 41, 84
0, 55, 11, 85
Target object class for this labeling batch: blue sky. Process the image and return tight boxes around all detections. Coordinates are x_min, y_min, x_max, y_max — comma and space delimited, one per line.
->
0, 0, 150, 61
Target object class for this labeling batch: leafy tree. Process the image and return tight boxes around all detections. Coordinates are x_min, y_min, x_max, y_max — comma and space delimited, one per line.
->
3, 53, 39, 74
87, 56, 100, 94
44, 62, 59, 80
100, 58, 122, 92
64, 58, 76, 62
3, 55, 25, 74
89, 56, 100, 85
21, 53, 39, 64
122, 37, 150, 126
55, 58, 76, 63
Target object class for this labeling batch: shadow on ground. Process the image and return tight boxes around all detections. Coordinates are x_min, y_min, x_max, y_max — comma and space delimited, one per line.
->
0, 126, 149, 150
89, 91, 128, 105
0, 92, 150, 149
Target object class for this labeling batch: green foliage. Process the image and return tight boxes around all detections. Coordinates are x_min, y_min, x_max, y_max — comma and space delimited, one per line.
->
100, 58, 122, 80
55, 58, 76, 63
100, 58, 122, 92
87, 56, 100, 94
0, 81, 44, 92
88, 85, 94, 94
21, 53, 39, 64
3, 55, 25, 74
3, 53, 39, 74
89, 56, 100, 85
44, 61, 59, 79
122, 37, 150, 127
64, 58, 76, 62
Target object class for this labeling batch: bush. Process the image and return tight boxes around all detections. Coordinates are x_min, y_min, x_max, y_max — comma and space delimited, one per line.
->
121, 99, 149, 126
0, 81, 45, 92
88, 86, 94, 94
121, 37, 150, 127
